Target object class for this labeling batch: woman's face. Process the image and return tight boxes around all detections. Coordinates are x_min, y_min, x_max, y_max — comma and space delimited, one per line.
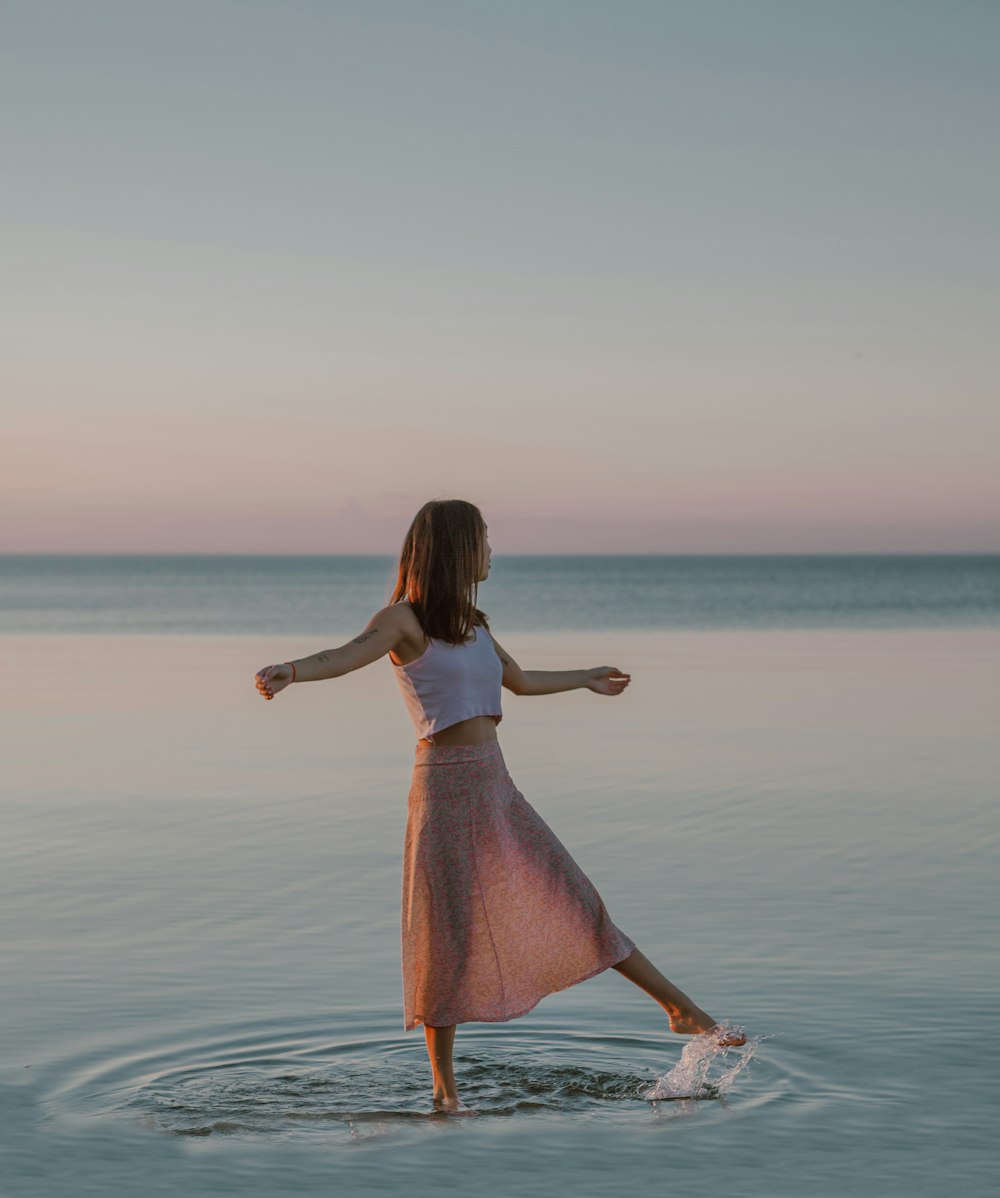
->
478, 527, 492, 582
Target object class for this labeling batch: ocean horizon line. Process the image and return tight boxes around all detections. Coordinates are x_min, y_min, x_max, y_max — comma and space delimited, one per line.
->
2, 550, 997, 559
2, 551, 996, 633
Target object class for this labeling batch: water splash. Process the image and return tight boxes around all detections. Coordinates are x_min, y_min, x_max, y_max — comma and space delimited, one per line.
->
643, 1024, 759, 1101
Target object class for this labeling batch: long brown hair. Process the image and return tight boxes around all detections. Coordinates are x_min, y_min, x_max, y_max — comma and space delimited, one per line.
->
389, 499, 489, 643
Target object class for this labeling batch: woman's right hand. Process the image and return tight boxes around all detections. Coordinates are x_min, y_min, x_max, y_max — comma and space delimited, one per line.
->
255, 663, 294, 700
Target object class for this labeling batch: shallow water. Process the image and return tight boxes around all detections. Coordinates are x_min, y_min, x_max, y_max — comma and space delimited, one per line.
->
2, 630, 998, 1196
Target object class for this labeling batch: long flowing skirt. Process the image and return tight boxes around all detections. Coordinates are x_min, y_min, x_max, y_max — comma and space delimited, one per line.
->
401, 740, 635, 1030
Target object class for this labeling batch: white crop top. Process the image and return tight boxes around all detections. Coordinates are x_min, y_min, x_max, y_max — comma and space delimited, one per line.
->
390, 619, 503, 742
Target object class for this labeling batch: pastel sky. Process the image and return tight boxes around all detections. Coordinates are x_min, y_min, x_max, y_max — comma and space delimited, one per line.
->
3, 1, 998, 553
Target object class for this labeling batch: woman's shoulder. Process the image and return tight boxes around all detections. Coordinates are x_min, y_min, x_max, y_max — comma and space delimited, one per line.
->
380, 601, 429, 667
380, 600, 423, 633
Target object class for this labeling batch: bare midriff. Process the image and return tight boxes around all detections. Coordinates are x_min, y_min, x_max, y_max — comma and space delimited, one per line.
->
417, 714, 500, 748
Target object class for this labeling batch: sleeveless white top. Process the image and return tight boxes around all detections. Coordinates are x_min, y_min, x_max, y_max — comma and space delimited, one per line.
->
390, 615, 503, 742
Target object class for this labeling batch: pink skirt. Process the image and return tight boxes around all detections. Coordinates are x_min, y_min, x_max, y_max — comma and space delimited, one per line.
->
401, 740, 635, 1030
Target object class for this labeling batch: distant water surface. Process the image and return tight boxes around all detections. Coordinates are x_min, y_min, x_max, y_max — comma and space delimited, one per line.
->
0, 553, 997, 633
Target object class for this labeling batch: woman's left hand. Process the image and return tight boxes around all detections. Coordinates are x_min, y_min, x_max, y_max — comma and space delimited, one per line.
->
585, 667, 631, 696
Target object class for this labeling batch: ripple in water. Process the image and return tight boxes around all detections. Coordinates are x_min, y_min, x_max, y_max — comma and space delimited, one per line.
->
46, 1020, 764, 1139
133, 1057, 663, 1136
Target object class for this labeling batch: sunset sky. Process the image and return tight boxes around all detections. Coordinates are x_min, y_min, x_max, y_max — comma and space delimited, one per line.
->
3, 1, 998, 553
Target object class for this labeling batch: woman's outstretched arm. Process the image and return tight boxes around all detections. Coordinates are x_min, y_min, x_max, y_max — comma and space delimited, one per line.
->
254, 605, 408, 699
489, 634, 630, 697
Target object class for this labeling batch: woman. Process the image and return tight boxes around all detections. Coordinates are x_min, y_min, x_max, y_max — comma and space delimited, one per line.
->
254, 499, 745, 1113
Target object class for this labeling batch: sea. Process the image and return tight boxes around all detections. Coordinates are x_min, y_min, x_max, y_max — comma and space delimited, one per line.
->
1, 554, 998, 1197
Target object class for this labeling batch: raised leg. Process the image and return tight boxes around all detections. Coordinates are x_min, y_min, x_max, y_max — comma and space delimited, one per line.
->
613, 947, 746, 1045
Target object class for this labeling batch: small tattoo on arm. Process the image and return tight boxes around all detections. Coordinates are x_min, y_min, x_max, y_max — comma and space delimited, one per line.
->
353, 628, 378, 645
317, 652, 330, 662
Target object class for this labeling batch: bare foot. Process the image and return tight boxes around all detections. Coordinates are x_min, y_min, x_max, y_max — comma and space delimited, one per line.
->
705, 1022, 747, 1047
668, 1006, 716, 1036
432, 1096, 479, 1116
670, 1011, 747, 1047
